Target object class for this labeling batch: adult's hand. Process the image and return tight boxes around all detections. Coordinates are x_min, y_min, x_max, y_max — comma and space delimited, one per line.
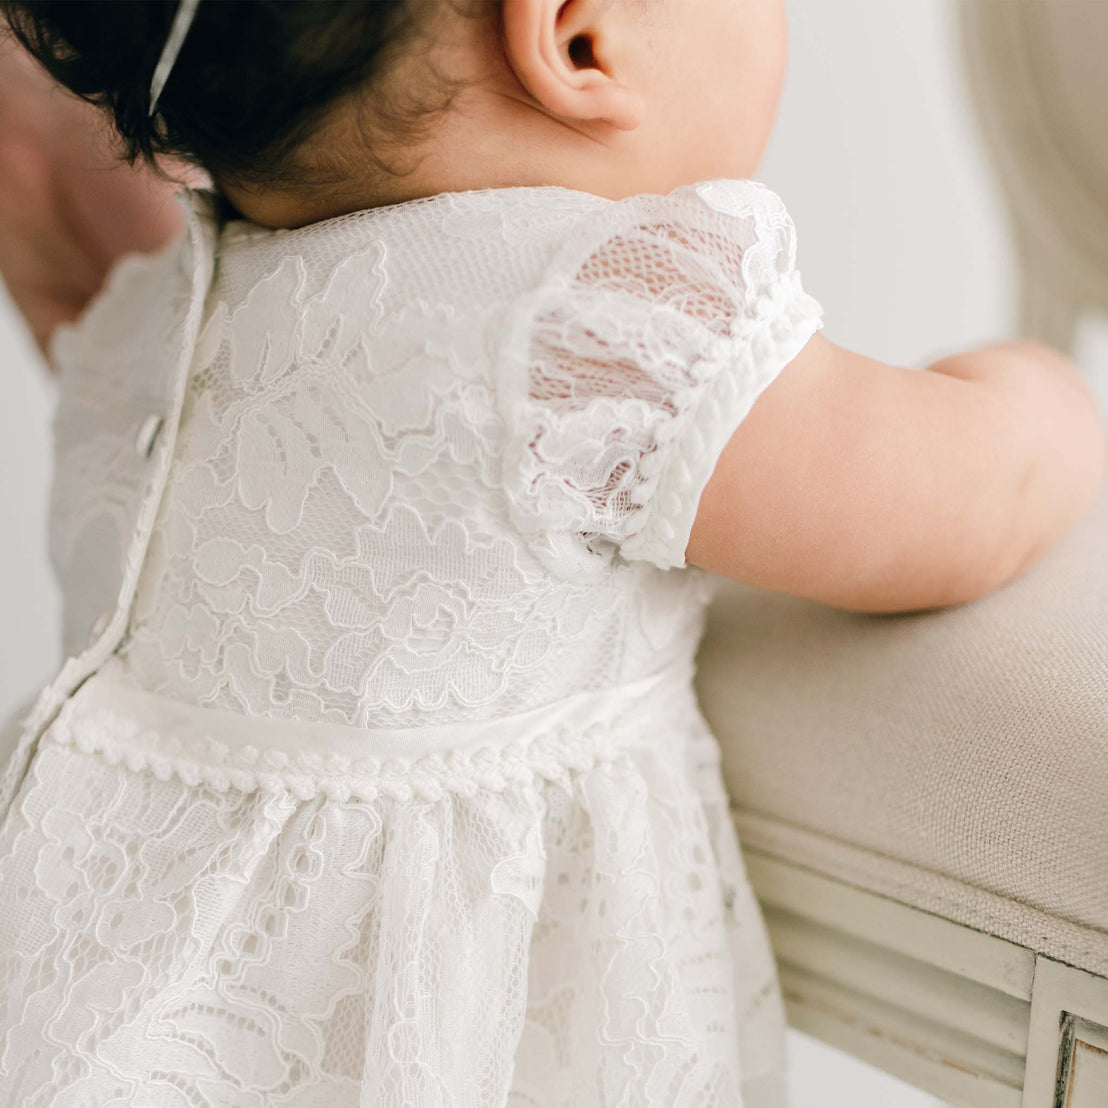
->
0, 40, 204, 367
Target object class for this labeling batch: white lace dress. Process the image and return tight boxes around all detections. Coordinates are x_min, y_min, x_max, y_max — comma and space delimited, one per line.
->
0, 178, 822, 1108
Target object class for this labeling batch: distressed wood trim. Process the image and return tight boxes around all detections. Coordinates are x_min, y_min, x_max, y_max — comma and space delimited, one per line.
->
780, 962, 1023, 1108
743, 848, 1034, 1105
1022, 957, 1108, 1108
744, 849, 1036, 999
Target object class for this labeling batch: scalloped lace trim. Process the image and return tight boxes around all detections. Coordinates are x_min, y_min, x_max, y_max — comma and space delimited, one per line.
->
622, 279, 826, 568
45, 703, 646, 804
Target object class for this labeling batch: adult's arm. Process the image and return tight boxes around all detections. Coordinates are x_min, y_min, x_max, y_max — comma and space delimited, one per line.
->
0, 40, 191, 366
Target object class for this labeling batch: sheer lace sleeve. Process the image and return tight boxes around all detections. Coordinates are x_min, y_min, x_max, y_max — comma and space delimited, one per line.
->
497, 179, 824, 577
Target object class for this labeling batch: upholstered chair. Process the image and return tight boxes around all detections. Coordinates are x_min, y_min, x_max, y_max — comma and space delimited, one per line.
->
695, 3, 1108, 1105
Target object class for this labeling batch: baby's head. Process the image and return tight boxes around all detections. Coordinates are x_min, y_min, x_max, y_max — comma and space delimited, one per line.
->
2, 0, 787, 227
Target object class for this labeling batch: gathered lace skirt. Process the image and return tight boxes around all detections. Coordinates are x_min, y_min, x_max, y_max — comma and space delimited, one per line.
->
0, 660, 787, 1108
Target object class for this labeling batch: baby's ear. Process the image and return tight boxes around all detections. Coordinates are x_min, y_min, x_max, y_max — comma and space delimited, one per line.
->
500, 0, 645, 131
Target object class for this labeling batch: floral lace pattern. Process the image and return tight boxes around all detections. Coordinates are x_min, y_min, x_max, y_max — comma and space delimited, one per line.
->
0, 685, 784, 1107
96, 178, 819, 730
501, 180, 823, 576
109, 194, 724, 727
2, 179, 820, 1106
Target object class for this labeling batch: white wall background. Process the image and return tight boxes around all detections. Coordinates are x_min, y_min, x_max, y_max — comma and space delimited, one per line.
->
764, 0, 1018, 370
4, 0, 1102, 1103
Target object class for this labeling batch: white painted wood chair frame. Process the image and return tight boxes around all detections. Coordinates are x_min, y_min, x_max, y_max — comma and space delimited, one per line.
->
733, 4, 1108, 1105
744, 848, 1107, 1107
958, 0, 1108, 352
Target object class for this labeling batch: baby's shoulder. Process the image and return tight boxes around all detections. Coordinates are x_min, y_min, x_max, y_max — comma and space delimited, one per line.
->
497, 178, 814, 383
588, 177, 795, 244
515, 178, 807, 332
493, 179, 824, 579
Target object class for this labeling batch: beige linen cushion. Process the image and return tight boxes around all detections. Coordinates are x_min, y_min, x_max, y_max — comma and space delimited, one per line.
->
694, 481, 1108, 975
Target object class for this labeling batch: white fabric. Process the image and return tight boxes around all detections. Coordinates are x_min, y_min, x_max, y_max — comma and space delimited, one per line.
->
0, 179, 822, 1107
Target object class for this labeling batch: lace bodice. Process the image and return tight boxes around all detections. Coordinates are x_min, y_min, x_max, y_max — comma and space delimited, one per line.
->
48, 179, 822, 730
2, 178, 824, 1108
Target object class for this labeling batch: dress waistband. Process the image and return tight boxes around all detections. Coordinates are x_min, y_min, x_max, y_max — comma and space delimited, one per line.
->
46, 659, 700, 803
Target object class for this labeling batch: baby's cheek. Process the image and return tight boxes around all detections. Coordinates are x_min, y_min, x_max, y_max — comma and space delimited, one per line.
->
669, 0, 788, 176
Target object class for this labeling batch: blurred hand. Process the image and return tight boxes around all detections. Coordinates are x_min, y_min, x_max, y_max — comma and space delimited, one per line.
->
0, 40, 205, 368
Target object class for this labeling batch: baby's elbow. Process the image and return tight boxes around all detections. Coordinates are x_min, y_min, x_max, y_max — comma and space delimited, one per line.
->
814, 565, 1000, 617
993, 415, 1108, 596
809, 505, 1034, 616
980, 345, 1108, 597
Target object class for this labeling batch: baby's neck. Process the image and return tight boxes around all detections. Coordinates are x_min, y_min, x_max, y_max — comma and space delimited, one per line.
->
218, 101, 637, 230
213, 9, 726, 231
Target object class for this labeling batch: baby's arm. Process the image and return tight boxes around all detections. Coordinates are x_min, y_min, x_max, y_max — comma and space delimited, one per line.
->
685, 333, 1108, 613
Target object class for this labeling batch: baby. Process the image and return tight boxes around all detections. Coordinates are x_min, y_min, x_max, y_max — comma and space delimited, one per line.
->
6, 0, 1106, 611
0, 2, 1104, 1107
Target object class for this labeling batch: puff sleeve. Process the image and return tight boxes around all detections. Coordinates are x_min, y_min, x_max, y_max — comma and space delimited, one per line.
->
497, 179, 824, 577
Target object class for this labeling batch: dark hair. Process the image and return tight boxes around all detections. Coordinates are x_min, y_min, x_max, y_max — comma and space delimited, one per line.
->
0, 0, 460, 192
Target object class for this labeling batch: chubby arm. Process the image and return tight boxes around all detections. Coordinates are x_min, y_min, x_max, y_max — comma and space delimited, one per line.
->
685, 332, 1108, 613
